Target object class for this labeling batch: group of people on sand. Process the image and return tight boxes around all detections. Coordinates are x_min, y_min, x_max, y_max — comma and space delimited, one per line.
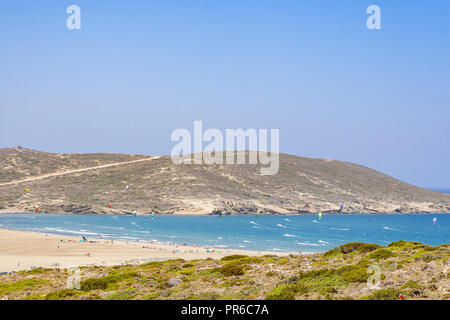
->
44, 232, 234, 264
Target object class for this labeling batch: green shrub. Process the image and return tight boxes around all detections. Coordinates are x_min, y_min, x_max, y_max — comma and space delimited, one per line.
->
181, 263, 194, 268
265, 284, 297, 300
296, 263, 369, 289
239, 256, 264, 264
80, 270, 141, 291
80, 278, 108, 291
142, 261, 164, 269
184, 292, 220, 300
106, 290, 136, 300
388, 240, 408, 247
0, 279, 46, 296
143, 292, 159, 300
367, 249, 395, 260
221, 255, 248, 261
323, 248, 340, 257
100, 270, 142, 286
357, 243, 381, 253
388, 241, 424, 250
298, 269, 335, 282
296, 269, 346, 293
44, 289, 78, 300
265, 283, 306, 300
338, 242, 381, 254
336, 264, 370, 283
25, 267, 52, 275
217, 263, 245, 277
401, 280, 423, 290
361, 288, 402, 300
177, 267, 194, 275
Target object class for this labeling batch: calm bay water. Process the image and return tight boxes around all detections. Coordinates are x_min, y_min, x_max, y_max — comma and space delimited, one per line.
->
0, 213, 448, 253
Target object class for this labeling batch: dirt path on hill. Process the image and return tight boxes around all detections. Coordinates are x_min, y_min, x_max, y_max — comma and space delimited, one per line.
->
0, 156, 161, 187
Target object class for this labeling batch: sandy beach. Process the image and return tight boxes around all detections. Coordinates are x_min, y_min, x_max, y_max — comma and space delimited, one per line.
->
0, 228, 286, 272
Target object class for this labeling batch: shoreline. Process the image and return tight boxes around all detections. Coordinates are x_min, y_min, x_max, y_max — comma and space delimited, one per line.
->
2, 210, 450, 216
0, 228, 290, 273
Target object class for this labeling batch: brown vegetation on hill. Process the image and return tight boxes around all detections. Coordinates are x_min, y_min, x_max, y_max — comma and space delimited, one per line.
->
1, 148, 449, 214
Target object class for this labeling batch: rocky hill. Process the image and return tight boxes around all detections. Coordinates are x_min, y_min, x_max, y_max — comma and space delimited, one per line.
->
0, 148, 449, 215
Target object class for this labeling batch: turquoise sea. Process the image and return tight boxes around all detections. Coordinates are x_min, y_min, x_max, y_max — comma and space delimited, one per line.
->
0, 213, 448, 253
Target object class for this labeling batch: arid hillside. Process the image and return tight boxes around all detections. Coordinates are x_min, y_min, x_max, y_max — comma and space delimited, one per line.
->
0, 148, 449, 214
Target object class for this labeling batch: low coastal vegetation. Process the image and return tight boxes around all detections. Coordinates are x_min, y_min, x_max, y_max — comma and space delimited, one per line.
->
0, 241, 448, 300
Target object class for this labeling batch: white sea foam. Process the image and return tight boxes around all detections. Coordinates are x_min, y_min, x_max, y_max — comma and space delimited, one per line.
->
44, 227, 100, 236
102, 226, 125, 230
296, 242, 323, 247
120, 236, 139, 240
383, 226, 403, 232
283, 234, 296, 238
330, 227, 350, 231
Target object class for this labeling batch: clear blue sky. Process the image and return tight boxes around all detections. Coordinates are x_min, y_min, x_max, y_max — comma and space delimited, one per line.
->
0, 1, 449, 188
